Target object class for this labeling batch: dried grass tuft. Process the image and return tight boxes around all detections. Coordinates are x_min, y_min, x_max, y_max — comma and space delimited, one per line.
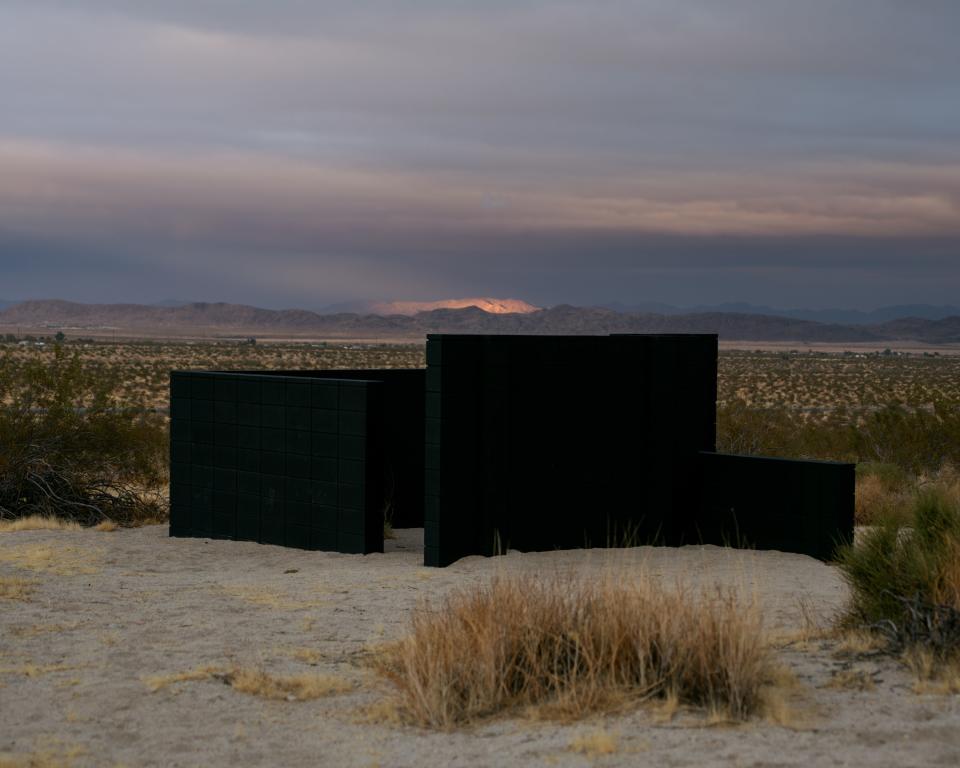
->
823, 668, 876, 692
224, 667, 353, 701
568, 729, 618, 756
144, 666, 223, 692
0, 516, 81, 533
905, 648, 960, 695
0, 577, 35, 601
145, 665, 352, 701
0, 544, 101, 576
372, 573, 772, 728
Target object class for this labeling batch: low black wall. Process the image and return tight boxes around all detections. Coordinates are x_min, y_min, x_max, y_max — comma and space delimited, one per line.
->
694, 451, 855, 560
424, 334, 719, 567
169, 371, 386, 554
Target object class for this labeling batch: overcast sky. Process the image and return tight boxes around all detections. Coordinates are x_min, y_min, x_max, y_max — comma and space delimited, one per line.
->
1, 0, 958, 309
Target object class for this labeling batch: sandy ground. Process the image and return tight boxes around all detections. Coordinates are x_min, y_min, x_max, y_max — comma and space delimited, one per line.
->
2, 527, 959, 768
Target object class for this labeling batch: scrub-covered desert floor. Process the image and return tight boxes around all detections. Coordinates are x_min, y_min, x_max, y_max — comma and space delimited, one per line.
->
2, 526, 959, 768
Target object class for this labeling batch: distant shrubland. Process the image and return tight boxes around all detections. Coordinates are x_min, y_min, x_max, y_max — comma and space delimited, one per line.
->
0, 344, 167, 526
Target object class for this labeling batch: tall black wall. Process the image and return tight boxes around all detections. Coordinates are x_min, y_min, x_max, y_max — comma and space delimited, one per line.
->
424, 334, 719, 567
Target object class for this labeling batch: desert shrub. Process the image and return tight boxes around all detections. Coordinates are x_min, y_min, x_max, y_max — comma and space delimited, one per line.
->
0, 346, 168, 526
852, 402, 960, 475
838, 480, 960, 660
717, 399, 960, 484
855, 463, 915, 526
373, 574, 770, 727
716, 399, 851, 460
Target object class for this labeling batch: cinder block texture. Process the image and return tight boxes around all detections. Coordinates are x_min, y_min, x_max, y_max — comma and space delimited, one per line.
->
694, 452, 855, 561
423, 334, 719, 567
232, 369, 425, 528
169, 371, 386, 554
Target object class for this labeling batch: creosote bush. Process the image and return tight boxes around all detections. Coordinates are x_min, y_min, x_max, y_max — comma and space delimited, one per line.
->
373, 574, 771, 728
0, 345, 168, 526
838, 473, 960, 663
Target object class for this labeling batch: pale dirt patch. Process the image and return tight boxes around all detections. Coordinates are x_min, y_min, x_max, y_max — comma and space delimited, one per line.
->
1, 526, 959, 767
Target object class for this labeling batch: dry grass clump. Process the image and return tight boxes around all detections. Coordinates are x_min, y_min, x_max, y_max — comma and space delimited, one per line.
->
146, 665, 352, 701
568, 729, 619, 756
822, 668, 876, 692
0, 516, 81, 533
855, 465, 915, 526
0, 543, 101, 576
0, 577, 35, 601
839, 478, 960, 681
224, 667, 352, 701
905, 648, 960, 694
373, 574, 771, 728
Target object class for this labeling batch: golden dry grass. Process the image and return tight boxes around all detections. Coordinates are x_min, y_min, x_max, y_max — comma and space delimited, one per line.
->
568, 729, 619, 756
0, 517, 81, 533
373, 574, 772, 728
0, 663, 76, 678
855, 474, 914, 526
823, 669, 876, 692
0, 577, 35, 601
905, 649, 960, 694
93, 520, 119, 532
143, 666, 222, 692
833, 630, 886, 656
145, 665, 352, 701
0, 544, 101, 576
224, 667, 353, 701
6, 623, 79, 639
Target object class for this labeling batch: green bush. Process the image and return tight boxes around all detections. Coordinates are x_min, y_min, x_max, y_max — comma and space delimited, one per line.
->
717, 399, 960, 476
837, 481, 960, 657
0, 346, 168, 525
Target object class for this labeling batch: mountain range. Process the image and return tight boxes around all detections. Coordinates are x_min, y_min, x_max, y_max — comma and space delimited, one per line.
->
1, 299, 958, 344
599, 302, 960, 325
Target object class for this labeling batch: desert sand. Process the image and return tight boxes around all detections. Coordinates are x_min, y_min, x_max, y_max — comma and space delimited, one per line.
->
2, 526, 959, 767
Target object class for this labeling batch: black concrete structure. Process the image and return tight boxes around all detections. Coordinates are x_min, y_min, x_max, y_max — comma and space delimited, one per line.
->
169, 370, 415, 554
169, 335, 855, 566
231, 369, 425, 528
423, 334, 719, 566
694, 451, 854, 562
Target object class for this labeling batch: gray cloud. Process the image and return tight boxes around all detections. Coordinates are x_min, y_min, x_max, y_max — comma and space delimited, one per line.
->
0, 1, 958, 308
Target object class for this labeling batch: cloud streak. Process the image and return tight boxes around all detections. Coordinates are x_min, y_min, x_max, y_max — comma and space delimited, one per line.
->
0, 1, 958, 307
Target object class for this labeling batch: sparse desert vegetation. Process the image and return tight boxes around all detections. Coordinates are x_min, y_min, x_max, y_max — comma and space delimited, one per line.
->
717, 350, 960, 477
2, 337, 960, 765
4, 527, 959, 767
373, 574, 770, 727
2, 340, 959, 532
838, 472, 960, 668
0, 338, 425, 409
0, 345, 167, 526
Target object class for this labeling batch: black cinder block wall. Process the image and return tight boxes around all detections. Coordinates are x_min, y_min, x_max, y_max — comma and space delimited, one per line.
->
169, 371, 387, 554
169, 340, 856, 567
423, 334, 719, 567
234, 369, 425, 528
694, 452, 855, 560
